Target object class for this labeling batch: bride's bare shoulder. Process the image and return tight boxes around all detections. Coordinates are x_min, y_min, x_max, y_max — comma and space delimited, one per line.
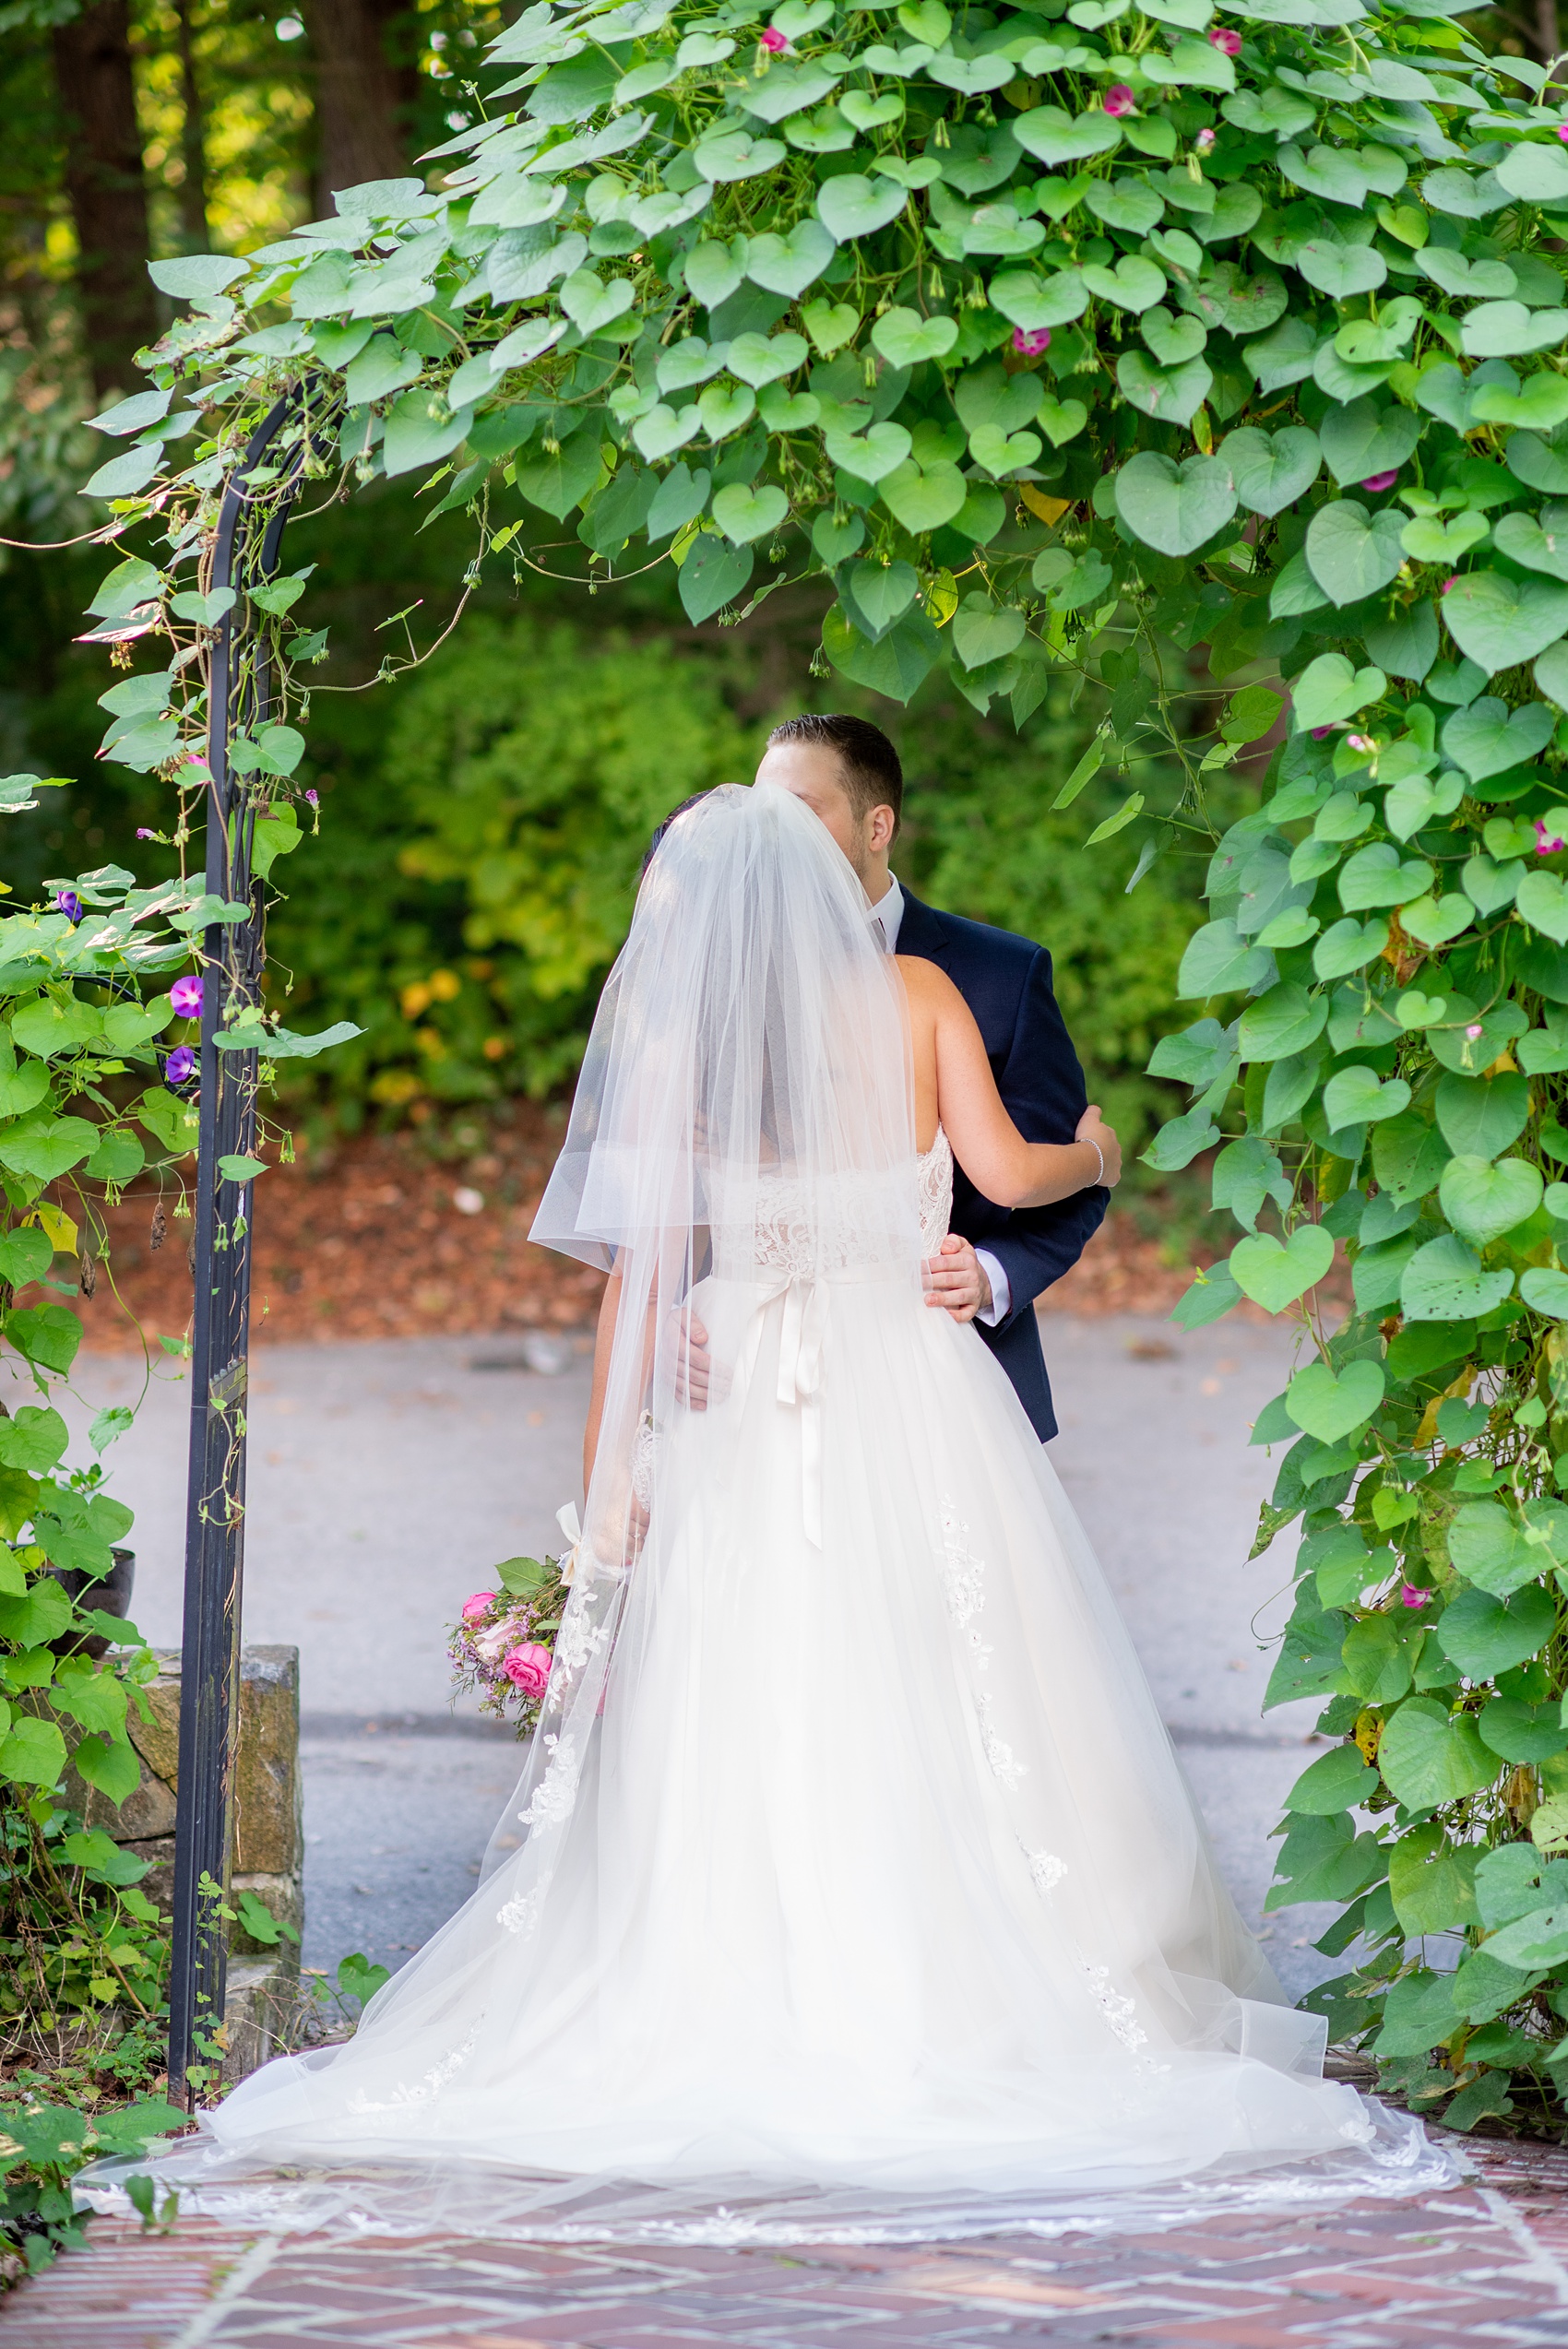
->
894, 954, 962, 1013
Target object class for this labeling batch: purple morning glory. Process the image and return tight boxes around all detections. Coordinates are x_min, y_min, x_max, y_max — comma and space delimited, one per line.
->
54, 891, 82, 923
170, 975, 204, 1020
164, 1044, 197, 1087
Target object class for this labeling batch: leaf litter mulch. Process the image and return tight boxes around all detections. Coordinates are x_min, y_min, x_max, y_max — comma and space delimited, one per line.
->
60, 1101, 1253, 1358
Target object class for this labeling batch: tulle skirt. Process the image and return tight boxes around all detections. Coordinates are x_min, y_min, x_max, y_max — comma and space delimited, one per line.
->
88, 1278, 1456, 2239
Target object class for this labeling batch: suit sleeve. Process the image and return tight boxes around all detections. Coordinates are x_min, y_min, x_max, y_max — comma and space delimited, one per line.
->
982, 947, 1109, 1329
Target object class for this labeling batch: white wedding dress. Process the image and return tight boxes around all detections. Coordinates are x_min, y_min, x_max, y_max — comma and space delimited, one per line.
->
89, 787, 1453, 2243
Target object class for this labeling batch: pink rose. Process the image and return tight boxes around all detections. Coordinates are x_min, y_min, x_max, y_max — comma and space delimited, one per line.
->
760, 24, 788, 49
1208, 26, 1241, 53
1104, 84, 1136, 116
503, 1642, 552, 1699
1360, 470, 1397, 492
461, 1591, 496, 1624
1012, 326, 1051, 355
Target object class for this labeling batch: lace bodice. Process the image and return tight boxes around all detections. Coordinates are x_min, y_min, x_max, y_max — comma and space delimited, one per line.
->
918, 1128, 954, 1256
716, 1130, 953, 1277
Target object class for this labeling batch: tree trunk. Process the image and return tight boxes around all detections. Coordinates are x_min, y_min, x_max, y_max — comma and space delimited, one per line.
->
303, 0, 420, 215
172, 0, 210, 251
52, 0, 158, 400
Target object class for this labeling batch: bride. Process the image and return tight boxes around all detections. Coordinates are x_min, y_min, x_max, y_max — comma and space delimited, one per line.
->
116, 778, 1446, 2241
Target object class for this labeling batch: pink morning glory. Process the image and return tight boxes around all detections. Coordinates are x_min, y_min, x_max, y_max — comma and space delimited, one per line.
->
305, 788, 319, 806
1442, 575, 1458, 593
1311, 725, 1333, 740
1104, 84, 1136, 116
1361, 470, 1397, 492
170, 975, 204, 1019
1558, 123, 1568, 143
760, 24, 788, 49
1538, 817, 1568, 854
1347, 734, 1375, 753
1208, 26, 1241, 53
1400, 1584, 1430, 1608
1194, 125, 1216, 151
1012, 326, 1051, 354
1466, 1022, 1484, 1039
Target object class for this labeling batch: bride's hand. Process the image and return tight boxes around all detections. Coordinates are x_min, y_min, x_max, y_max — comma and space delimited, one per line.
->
1077, 1105, 1121, 1189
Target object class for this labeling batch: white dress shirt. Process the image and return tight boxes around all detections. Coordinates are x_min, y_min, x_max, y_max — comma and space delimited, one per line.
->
871, 876, 1011, 1330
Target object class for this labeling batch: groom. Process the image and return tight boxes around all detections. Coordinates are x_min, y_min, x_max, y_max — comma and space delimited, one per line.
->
676, 714, 1107, 1443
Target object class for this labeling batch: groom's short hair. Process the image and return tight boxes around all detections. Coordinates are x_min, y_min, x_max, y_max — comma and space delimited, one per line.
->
766, 714, 903, 836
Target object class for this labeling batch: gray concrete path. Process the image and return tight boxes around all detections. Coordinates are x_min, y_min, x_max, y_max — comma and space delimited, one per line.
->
54, 1311, 1339, 1999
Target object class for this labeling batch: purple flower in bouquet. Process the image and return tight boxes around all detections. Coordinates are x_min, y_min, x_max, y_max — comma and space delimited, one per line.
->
170, 975, 204, 1019
164, 1044, 197, 1088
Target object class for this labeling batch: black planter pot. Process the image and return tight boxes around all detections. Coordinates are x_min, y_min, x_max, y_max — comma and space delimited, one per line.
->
47, 1548, 137, 1660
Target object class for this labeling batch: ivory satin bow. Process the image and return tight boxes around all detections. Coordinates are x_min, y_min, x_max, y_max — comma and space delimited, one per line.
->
739, 1274, 829, 1548
555, 1501, 582, 1586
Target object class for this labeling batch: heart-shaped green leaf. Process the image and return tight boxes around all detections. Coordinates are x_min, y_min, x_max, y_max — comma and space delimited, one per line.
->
1494, 506, 1568, 583
1280, 141, 1371, 207
1322, 1064, 1411, 1126
1441, 1153, 1544, 1249
1037, 394, 1087, 445
1082, 254, 1167, 313
823, 419, 911, 484
1085, 175, 1165, 235
1522, 1266, 1568, 1317
1117, 349, 1214, 425
1286, 1356, 1386, 1444
1400, 893, 1477, 949
1378, 1697, 1496, 1809
840, 89, 903, 130
1305, 499, 1407, 606
1291, 651, 1387, 733
1451, 1505, 1538, 1601
870, 306, 959, 367
1463, 301, 1568, 359
1012, 103, 1123, 166
342, 335, 422, 406
954, 364, 1043, 437
1229, 1224, 1335, 1311
711, 480, 789, 545
692, 130, 787, 182
679, 531, 754, 623
801, 299, 859, 355
757, 385, 820, 431
684, 237, 749, 307
816, 174, 909, 239
1320, 397, 1423, 488
1400, 511, 1491, 564
985, 268, 1089, 330
1296, 238, 1386, 299
821, 601, 942, 703
724, 329, 808, 387
1443, 694, 1556, 783
1313, 917, 1390, 980
1337, 842, 1431, 912
647, 461, 712, 541
745, 218, 837, 298
1139, 305, 1207, 368
968, 423, 1041, 476
847, 559, 919, 635
1113, 451, 1237, 555
1440, 1582, 1556, 1680
1402, 1232, 1516, 1322
879, 458, 968, 533
1517, 869, 1568, 943
951, 592, 1027, 670
1223, 425, 1322, 518
656, 337, 731, 395
1435, 1070, 1531, 1157
697, 381, 757, 441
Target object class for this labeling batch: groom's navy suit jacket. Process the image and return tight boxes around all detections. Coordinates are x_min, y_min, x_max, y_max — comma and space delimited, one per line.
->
897, 889, 1108, 1443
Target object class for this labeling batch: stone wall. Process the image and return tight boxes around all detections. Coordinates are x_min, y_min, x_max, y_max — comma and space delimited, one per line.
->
69, 1644, 303, 2080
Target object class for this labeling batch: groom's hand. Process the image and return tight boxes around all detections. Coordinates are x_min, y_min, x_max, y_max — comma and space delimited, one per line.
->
923, 1234, 992, 1323
672, 1311, 711, 1409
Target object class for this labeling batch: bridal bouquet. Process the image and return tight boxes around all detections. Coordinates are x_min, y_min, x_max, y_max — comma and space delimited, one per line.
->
449, 1554, 569, 1736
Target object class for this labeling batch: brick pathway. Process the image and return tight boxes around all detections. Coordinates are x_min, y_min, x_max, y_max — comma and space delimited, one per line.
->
6, 2141, 1568, 2349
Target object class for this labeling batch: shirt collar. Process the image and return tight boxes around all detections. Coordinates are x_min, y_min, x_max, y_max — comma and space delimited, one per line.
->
871, 874, 904, 953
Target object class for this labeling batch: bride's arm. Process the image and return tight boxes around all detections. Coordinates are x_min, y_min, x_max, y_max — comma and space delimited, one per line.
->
900, 957, 1121, 1209
584, 1269, 622, 1491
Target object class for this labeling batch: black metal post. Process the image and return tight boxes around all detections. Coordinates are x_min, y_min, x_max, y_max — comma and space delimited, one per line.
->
168, 392, 310, 2103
